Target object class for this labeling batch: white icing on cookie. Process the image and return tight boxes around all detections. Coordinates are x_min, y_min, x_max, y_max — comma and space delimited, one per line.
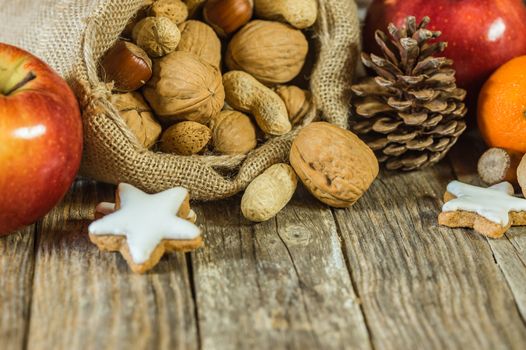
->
88, 183, 200, 264
95, 201, 198, 223
442, 181, 526, 226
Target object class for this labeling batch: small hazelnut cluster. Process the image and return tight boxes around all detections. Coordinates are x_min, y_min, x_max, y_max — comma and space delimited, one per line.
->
100, 0, 315, 156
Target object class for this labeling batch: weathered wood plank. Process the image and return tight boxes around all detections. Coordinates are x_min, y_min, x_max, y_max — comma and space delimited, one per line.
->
0, 226, 35, 350
486, 234, 526, 321
192, 188, 372, 350
333, 162, 526, 349
26, 180, 198, 350
449, 133, 526, 321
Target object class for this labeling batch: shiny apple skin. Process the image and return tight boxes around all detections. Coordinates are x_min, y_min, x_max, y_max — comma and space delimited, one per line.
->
364, 0, 526, 95
0, 43, 82, 236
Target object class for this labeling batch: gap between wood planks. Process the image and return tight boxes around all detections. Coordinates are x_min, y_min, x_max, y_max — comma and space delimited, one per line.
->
191, 189, 372, 349
21, 221, 39, 350
331, 209, 376, 349
2, 133, 526, 349
0, 224, 35, 350
21, 181, 198, 350
8, 181, 372, 350
185, 253, 201, 350
192, 157, 526, 349
332, 164, 526, 349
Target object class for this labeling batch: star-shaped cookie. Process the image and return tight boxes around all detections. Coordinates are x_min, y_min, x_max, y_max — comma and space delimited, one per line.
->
439, 181, 526, 238
89, 183, 202, 273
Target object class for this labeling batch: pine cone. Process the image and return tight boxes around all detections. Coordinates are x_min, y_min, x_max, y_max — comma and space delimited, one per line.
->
351, 16, 467, 171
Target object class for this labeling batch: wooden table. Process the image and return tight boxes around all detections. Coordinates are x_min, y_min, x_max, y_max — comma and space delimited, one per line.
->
1, 135, 526, 350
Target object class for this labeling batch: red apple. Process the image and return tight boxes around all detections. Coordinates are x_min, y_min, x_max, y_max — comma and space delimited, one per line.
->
0, 43, 82, 236
364, 0, 526, 97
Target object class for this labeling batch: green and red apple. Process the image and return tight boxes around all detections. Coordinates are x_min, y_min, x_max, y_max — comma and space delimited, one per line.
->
0, 43, 82, 236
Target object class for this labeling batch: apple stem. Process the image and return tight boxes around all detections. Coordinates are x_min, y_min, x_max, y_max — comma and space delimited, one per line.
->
4, 71, 36, 96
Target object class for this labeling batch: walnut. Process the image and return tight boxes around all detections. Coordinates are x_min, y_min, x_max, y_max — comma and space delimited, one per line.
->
150, 0, 189, 25
143, 51, 225, 124
290, 122, 379, 208
225, 20, 309, 84
110, 92, 161, 149
275, 85, 312, 125
177, 20, 221, 68
210, 110, 257, 155
132, 16, 181, 57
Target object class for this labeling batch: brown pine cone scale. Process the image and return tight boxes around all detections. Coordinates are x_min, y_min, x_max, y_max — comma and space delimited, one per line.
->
352, 16, 467, 171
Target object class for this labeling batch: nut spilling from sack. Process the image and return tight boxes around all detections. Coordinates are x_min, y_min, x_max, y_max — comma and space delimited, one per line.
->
98, 0, 378, 221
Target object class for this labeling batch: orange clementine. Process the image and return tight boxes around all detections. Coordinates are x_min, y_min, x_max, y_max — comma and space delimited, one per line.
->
478, 55, 526, 153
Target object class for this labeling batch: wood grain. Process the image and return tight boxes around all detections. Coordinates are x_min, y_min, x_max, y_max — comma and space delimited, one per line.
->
0, 226, 35, 350
1, 132, 525, 349
449, 133, 526, 322
192, 189, 372, 350
333, 163, 526, 349
25, 180, 198, 350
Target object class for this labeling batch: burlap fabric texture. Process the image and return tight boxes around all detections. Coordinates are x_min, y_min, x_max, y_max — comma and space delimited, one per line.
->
0, 0, 361, 201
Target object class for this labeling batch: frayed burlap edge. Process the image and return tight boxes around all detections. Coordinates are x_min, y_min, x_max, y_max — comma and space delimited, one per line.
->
76, 0, 360, 201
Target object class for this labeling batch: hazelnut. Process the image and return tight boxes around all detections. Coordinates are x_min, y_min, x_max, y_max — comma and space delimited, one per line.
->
290, 122, 379, 208
177, 20, 221, 68
150, 0, 189, 25
203, 0, 253, 37
160, 121, 212, 155
210, 110, 257, 155
132, 16, 181, 57
225, 20, 308, 84
110, 92, 162, 149
275, 85, 312, 125
100, 40, 152, 92
143, 51, 224, 124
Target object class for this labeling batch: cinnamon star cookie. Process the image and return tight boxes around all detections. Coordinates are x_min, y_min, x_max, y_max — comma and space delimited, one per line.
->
439, 181, 526, 238
89, 183, 202, 273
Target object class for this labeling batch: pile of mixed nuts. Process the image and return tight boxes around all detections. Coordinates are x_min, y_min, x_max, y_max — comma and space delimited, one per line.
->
100, 0, 380, 221
100, 0, 315, 157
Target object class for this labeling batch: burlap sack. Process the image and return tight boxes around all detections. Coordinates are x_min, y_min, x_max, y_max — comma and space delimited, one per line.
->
0, 0, 360, 201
